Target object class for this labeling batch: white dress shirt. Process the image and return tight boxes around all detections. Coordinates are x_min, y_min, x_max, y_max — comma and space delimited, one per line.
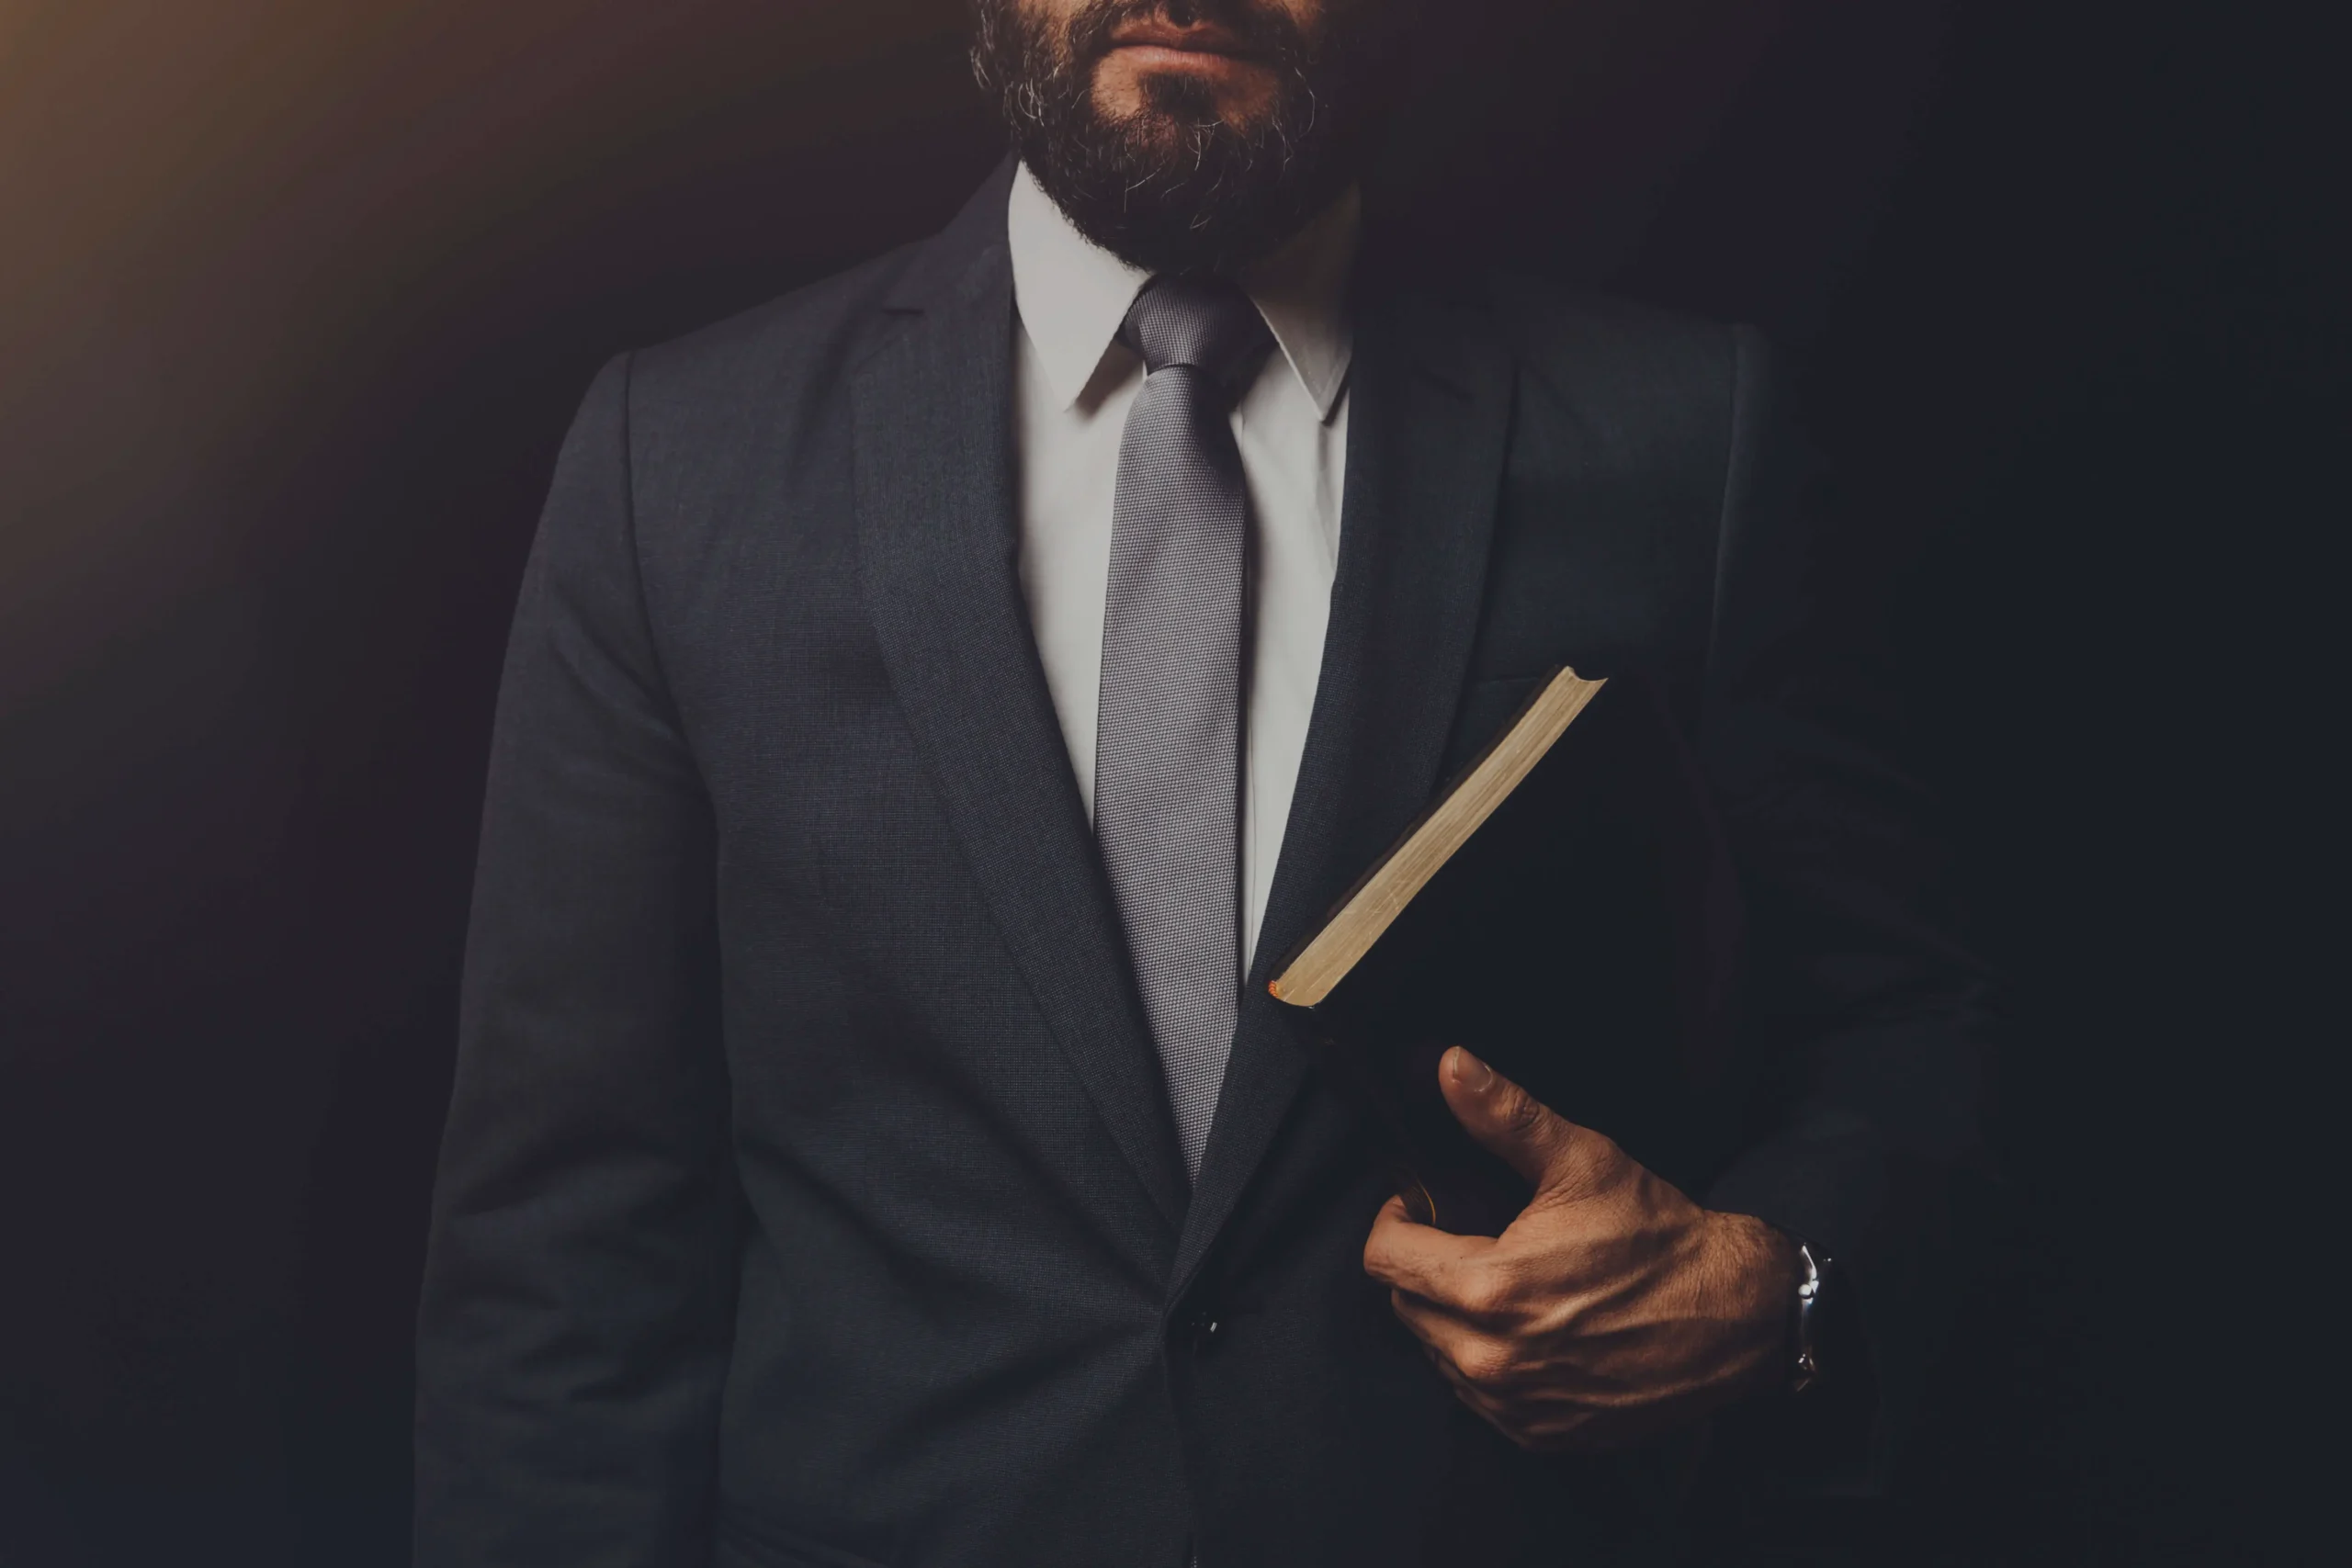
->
1007, 162, 1356, 972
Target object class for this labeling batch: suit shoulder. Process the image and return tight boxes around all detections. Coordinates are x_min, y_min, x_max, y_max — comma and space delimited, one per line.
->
618, 237, 928, 419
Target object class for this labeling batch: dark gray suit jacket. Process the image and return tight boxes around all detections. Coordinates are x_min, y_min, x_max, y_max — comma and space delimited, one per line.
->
415, 162, 1990, 1568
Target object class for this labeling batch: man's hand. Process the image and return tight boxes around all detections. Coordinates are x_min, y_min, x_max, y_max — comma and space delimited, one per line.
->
1362, 1047, 1798, 1453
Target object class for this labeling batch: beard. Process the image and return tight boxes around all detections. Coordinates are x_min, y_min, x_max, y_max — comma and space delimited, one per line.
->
970, 0, 1393, 276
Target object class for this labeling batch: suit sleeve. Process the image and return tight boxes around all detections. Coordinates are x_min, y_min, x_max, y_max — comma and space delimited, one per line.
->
414, 355, 739, 1565
1700, 327, 1996, 1488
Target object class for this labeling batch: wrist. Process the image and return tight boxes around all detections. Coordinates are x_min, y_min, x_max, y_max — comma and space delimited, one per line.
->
1712, 1213, 1833, 1393
1702, 1212, 1803, 1385
1710, 1209, 1801, 1301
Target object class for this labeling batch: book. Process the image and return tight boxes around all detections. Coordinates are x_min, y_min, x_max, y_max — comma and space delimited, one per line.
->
1269, 667, 1741, 1236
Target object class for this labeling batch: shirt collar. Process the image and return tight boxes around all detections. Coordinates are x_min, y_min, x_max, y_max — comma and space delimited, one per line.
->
1006, 160, 1358, 422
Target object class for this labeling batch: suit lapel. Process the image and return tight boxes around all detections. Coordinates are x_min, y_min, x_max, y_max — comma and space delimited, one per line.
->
1170, 265, 1518, 1298
853, 169, 1190, 1235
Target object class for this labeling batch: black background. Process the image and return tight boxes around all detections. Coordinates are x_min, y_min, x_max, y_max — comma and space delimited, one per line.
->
0, 2, 2335, 1562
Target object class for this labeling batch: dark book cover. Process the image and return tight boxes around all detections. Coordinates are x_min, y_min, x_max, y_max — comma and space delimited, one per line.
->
1272, 671, 1743, 1236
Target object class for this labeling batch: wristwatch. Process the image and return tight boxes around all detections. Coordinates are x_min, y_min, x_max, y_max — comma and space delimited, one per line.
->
1790, 1238, 1830, 1394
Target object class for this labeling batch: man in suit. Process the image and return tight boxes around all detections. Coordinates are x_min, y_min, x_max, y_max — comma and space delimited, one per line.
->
415, 1, 1992, 1563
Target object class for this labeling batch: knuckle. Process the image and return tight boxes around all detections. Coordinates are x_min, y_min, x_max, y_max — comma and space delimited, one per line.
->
1453, 1338, 1518, 1390
1450, 1266, 1517, 1322
1448, 1274, 1499, 1319
1500, 1088, 1549, 1137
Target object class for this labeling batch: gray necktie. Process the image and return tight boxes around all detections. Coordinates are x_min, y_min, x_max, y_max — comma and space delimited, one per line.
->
1094, 277, 1272, 1182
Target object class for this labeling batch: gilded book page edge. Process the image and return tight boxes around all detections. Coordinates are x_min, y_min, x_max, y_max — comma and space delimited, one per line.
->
1268, 667, 1606, 1008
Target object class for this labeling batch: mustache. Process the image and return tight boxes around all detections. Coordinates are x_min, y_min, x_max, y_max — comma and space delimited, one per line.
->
1062, 0, 1303, 68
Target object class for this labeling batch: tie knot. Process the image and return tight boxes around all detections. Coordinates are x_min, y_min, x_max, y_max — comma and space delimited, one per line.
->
1121, 277, 1272, 385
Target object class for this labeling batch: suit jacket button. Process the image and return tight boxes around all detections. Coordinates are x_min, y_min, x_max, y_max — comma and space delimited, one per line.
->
1178, 1309, 1222, 1350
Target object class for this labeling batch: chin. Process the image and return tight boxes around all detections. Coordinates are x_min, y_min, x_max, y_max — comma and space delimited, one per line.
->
1093, 58, 1278, 130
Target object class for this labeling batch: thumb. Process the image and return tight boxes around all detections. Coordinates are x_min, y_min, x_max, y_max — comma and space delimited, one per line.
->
1437, 1046, 1592, 1192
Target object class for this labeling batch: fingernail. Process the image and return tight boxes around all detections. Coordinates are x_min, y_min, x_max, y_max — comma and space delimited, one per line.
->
1450, 1047, 1495, 1092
